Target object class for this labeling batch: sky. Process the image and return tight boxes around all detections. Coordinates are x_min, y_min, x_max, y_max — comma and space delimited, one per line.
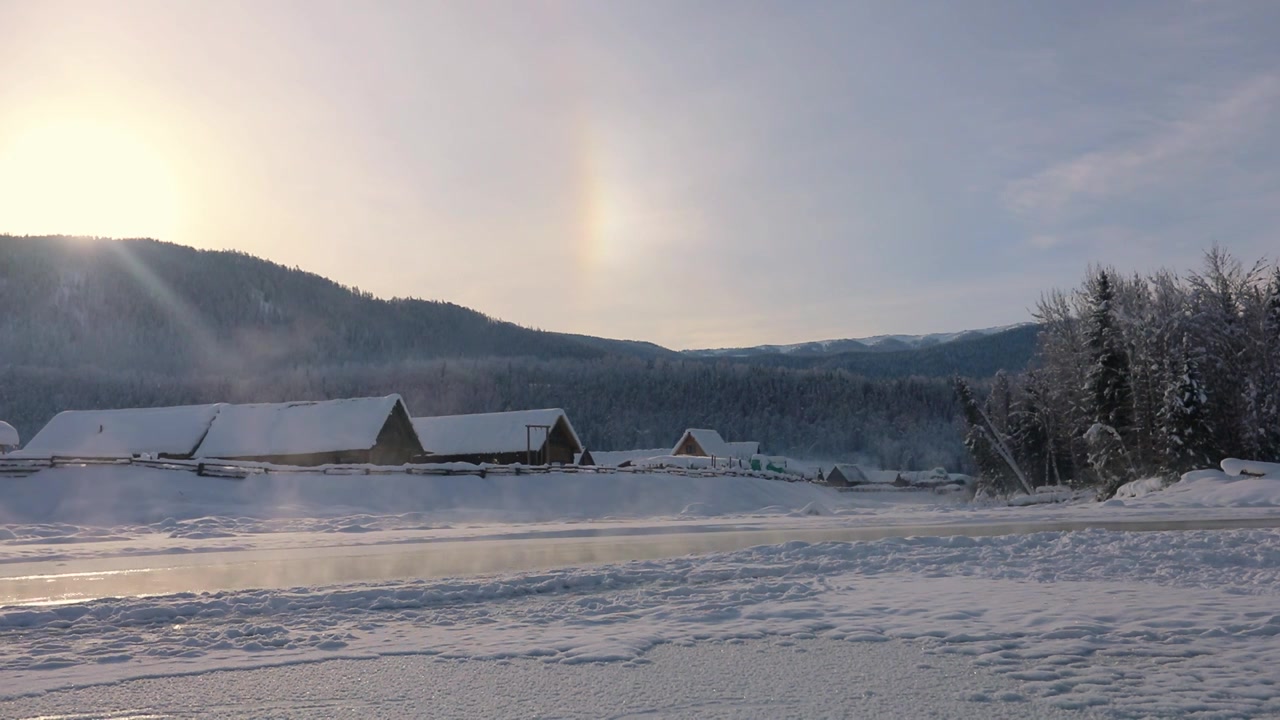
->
1, 0, 1278, 350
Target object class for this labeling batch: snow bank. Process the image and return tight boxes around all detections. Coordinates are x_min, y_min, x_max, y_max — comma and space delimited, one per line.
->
1221, 458, 1280, 478
0, 465, 852, 527
1115, 459, 1280, 508
1113, 477, 1168, 499
1006, 486, 1077, 506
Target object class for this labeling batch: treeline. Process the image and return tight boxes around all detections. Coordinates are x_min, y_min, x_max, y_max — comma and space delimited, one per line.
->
956, 249, 1280, 495
1, 358, 973, 471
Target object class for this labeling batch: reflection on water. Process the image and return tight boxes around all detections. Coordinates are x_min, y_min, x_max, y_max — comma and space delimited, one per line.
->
3, 517, 1278, 606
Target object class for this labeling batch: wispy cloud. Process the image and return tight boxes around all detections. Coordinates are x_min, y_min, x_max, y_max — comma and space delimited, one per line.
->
1005, 74, 1280, 220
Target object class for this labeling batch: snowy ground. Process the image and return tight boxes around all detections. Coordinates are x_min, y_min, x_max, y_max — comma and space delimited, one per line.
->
2, 529, 1279, 717
1, 463, 1279, 717
1, 638, 1100, 719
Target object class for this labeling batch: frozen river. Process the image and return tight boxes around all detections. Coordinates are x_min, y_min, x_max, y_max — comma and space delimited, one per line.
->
4, 515, 1279, 606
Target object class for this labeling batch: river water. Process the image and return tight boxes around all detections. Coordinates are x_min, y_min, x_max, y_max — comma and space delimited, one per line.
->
3, 516, 1278, 606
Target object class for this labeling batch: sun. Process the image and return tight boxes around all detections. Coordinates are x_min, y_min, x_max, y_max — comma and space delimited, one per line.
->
0, 119, 181, 240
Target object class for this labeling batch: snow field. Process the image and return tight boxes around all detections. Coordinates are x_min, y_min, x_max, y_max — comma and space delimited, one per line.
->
2, 528, 1279, 717
0, 638, 1100, 720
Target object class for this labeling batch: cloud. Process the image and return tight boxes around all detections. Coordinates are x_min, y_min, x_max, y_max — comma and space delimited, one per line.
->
1028, 234, 1061, 250
1004, 74, 1280, 220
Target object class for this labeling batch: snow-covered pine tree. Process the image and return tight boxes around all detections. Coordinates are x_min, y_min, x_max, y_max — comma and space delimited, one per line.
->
1081, 270, 1137, 492
1084, 270, 1133, 436
1259, 267, 1280, 459
1159, 338, 1214, 475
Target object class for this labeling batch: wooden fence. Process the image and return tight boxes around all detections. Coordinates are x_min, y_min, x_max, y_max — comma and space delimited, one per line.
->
0, 455, 804, 483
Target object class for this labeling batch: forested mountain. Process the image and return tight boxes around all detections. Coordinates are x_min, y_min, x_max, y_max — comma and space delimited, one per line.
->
703, 324, 1041, 379
0, 235, 651, 373
0, 235, 1036, 467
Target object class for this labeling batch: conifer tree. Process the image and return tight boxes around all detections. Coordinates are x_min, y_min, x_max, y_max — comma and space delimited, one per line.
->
1160, 339, 1213, 475
1084, 270, 1133, 436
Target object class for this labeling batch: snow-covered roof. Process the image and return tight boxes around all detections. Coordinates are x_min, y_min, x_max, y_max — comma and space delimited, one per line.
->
672, 429, 731, 458
0, 421, 21, 448
15, 404, 224, 458
864, 470, 902, 485
725, 441, 760, 460
412, 409, 583, 457
196, 395, 407, 459
584, 448, 671, 467
830, 464, 869, 483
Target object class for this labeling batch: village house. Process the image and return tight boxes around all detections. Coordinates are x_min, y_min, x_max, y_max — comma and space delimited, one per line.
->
11, 404, 224, 459
671, 429, 759, 462
826, 464, 909, 488
194, 395, 421, 466
412, 408, 583, 465
825, 463, 869, 487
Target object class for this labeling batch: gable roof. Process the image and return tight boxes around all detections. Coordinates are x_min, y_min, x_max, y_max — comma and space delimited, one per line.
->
412, 408, 582, 457
195, 395, 408, 459
16, 404, 223, 458
0, 421, 18, 448
830, 463, 869, 483
671, 428, 731, 458
864, 469, 902, 485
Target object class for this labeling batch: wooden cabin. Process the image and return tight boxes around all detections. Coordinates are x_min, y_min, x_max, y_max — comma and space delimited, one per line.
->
672, 429, 730, 458
194, 395, 422, 466
671, 429, 759, 461
826, 463, 869, 487
412, 408, 584, 466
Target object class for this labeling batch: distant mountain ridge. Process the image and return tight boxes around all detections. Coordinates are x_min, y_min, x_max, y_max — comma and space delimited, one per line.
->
684, 324, 1034, 358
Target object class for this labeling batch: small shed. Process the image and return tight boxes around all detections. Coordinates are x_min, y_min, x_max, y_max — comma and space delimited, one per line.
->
195, 395, 421, 466
12, 404, 224, 459
575, 449, 596, 466
412, 408, 583, 465
0, 421, 19, 453
585, 448, 671, 468
827, 463, 869, 487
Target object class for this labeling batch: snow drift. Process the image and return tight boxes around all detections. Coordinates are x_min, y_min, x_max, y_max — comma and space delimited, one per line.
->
0, 465, 852, 527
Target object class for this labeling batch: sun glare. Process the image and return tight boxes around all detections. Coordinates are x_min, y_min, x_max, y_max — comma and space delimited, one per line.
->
0, 120, 181, 240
